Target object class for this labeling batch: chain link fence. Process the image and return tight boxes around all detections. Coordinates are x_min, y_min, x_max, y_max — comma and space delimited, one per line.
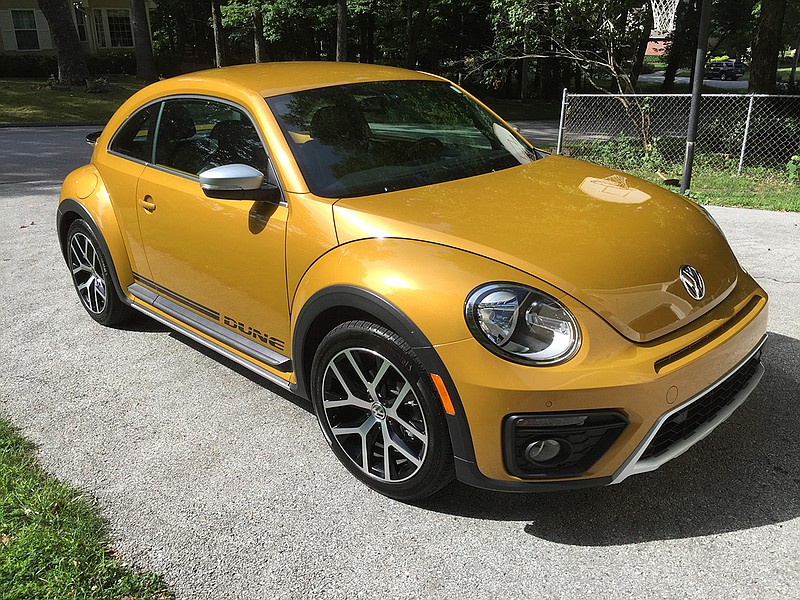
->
556, 92, 800, 175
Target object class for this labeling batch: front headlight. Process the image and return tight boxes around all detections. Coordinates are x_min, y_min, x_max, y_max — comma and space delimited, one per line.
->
465, 283, 581, 366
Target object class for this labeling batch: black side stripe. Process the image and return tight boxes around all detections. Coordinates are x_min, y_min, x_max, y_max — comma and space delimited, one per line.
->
132, 272, 220, 321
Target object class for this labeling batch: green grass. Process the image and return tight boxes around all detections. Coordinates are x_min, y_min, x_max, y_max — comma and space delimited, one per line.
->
629, 169, 800, 212
0, 77, 143, 124
0, 419, 171, 600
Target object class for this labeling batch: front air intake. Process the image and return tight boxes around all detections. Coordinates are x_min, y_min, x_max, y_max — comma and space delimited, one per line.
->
504, 411, 628, 478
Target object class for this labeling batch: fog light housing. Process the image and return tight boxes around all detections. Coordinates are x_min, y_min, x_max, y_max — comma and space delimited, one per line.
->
525, 439, 571, 464
504, 411, 628, 479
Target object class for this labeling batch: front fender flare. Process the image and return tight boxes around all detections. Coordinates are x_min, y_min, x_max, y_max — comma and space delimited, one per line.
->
292, 284, 477, 464
56, 198, 132, 307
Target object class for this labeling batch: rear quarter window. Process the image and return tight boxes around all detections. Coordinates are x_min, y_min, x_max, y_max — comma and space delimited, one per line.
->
109, 104, 157, 162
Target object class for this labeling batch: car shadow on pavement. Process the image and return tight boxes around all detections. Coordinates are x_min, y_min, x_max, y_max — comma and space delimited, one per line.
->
113, 312, 171, 333
167, 328, 315, 415
417, 332, 800, 545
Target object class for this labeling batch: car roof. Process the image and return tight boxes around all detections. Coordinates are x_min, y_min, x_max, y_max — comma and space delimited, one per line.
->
168, 62, 443, 98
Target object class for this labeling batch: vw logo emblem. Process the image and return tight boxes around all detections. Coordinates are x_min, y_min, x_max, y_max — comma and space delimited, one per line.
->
679, 265, 705, 301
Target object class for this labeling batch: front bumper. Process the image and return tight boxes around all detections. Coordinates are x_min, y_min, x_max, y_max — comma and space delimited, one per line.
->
437, 281, 768, 492
611, 338, 765, 484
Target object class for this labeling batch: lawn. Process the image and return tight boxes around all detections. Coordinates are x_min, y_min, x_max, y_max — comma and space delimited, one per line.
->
0, 419, 171, 599
0, 77, 143, 124
629, 169, 800, 212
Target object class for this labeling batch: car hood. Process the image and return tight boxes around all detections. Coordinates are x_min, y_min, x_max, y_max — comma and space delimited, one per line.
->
332, 155, 739, 342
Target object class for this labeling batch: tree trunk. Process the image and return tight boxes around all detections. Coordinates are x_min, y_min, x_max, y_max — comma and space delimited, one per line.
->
336, 0, 347, 61
253, 6, 266, 63
406, 0, 415, 68
130, 0, 157, 82
789, 36, 799, 90
366, 5, 375, 63
632, 5, 653, 86
662, 0, 696, 92
749, 0, 788, 93
36, 0, 89, 86
211, 0, 225, 67
520, 22, 529, 101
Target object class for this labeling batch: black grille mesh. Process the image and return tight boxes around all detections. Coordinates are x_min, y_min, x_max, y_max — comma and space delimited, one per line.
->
641, 353, 761, 460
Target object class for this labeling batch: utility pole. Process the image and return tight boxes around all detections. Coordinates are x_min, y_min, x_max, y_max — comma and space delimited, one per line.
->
680, 0, 712, 195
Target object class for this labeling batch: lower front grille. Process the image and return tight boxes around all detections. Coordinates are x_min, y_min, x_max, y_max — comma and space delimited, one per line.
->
641, 352, 761, 460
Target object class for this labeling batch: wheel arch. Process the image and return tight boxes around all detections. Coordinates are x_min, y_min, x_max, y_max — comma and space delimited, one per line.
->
292, 285, 477, 463
57, 198, 132, 307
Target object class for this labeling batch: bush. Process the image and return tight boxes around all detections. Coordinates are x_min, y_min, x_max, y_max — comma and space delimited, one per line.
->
788, 155, 800, 183
85, 52, 136, 75
0, 53, 57, 78
0, 51, 141, 78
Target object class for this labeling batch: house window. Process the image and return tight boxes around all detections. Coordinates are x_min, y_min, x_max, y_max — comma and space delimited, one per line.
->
74, 6, 87, 42
11, 10, 39, 51
106, 9, 133, 47
93, 9, 106, 47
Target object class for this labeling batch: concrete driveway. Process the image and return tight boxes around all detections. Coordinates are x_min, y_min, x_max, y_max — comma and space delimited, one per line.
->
1, 126, 799, 599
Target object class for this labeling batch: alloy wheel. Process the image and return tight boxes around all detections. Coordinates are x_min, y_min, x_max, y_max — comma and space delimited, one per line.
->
321, 347, 428, 483
69, 231, 107, 314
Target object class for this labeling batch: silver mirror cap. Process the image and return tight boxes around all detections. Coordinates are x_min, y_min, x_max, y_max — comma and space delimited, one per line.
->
198, 164, 264, 191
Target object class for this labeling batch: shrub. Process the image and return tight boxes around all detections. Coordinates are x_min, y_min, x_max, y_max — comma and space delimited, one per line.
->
788, 155, 800, 183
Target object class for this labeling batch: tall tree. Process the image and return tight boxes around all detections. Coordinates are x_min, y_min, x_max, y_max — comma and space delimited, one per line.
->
662, 0, 697, 92
130, 0, 158, 82
749, 0, 787, 93
211, 0, 226, 67
36, 0, 89, 86
253, 5, 266, 63
337, 0, 348, 61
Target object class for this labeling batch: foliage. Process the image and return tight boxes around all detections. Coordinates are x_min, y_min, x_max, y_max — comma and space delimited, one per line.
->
787, 154, 800, 183
0, 419, 171, 599
572, 133, 666, 171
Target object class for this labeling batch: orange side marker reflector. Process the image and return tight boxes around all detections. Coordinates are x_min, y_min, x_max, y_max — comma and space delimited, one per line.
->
431, 374, 456, 415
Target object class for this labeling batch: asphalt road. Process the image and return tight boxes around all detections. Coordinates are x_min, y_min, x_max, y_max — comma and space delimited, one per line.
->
639, 71, 749, 90
1, 127, 799, 600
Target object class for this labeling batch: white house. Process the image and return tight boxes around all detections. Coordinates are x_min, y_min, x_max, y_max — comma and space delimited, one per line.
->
0, 0, 154, 55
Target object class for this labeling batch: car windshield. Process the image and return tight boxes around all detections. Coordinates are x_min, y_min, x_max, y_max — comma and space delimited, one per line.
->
266, 80, 538, 198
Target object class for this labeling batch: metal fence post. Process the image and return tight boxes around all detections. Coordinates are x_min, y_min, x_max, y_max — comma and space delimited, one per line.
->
556, 88, 568, 155
737, 94, 755, 176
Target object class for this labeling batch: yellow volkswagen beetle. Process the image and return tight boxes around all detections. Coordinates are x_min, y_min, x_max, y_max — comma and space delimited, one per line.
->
57, 62, 768, 499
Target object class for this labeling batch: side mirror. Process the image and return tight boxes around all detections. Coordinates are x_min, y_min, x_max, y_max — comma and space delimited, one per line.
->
86, 131, 102, 146
198, 164, 281, 203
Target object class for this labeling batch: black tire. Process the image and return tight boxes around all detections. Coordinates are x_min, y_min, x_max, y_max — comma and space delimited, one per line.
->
66, 219, 132, 326
310, 320, 454, 500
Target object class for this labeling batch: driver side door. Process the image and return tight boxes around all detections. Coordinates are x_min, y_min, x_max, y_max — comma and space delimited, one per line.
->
133, 97, 291, 369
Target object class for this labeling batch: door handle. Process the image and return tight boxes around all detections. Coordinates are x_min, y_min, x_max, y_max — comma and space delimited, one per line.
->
139, 196, 156, 212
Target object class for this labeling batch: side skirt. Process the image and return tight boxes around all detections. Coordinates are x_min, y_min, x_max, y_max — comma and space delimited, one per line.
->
127, 283, 293, 391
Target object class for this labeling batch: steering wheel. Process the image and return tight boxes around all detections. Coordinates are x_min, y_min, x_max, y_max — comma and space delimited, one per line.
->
407, 136, 444, 160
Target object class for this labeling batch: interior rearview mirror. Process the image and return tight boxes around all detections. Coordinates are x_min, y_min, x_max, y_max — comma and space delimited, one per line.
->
198, 164, 280, 203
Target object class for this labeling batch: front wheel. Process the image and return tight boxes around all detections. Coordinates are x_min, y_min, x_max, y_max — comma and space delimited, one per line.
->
310, 321, 454, 500
66, 219, 132, 326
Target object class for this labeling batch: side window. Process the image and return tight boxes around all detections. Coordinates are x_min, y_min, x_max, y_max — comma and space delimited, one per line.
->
109, 104, 157, 162
154, 99, 269, 177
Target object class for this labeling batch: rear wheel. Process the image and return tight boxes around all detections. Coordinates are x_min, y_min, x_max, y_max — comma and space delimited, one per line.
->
66, 219, 132, 326
310, 320, 454, 500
